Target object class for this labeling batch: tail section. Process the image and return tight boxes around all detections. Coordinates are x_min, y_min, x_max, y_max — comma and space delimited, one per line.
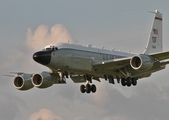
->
143, 10, 162, 54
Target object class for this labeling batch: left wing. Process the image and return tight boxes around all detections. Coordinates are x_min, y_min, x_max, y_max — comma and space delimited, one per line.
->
93, 51, 169, 70
149, 51, 169, 66
149, 51, 169, 60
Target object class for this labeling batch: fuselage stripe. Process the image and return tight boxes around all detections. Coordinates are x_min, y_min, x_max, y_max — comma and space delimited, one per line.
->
155, 17, 162, 21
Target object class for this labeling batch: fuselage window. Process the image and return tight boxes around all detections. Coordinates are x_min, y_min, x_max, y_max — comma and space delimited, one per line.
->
102, 54, 106, 60
102, 54, 104, 60
106, 55, 109, 60
110, 55, 113, 60
102, 54, 116, 60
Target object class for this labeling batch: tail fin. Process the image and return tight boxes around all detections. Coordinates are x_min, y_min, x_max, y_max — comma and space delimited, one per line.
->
143, 10, 162, 54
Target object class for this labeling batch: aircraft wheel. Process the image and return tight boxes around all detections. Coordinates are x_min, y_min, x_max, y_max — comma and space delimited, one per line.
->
91, 84, 96, 93
132, 78, 137, 86
127, 78, 131, 87
80, 85, 86, 93
121, 78, 126, 86
86, 84, 91, 94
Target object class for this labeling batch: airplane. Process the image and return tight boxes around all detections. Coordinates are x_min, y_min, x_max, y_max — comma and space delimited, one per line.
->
8, 10, 169, 94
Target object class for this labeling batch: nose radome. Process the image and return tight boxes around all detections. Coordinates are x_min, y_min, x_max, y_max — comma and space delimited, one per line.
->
33, 51, 52, 65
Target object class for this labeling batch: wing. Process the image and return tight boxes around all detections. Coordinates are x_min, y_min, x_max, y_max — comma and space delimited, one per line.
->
160, 61, 169, 66
93, 51, 169, 71
149, 51, 169, 60
93, 57, 131, 70
149, 51, 169, 66
4, 72, 30, 77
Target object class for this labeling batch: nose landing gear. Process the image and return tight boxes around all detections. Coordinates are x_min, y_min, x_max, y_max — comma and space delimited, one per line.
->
58, 72, 66, 83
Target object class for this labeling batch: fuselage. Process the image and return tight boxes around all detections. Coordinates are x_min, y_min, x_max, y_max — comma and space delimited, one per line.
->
33, 43, 164, 80
49, 43, 135, 69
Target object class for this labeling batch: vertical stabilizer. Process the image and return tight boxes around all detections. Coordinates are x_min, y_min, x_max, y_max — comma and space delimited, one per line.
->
143, 10, 162, 54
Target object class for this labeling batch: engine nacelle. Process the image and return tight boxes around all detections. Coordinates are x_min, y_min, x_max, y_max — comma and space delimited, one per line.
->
13, 74, 34, 90
32, 72, 57, 88
130, 54, 154, 71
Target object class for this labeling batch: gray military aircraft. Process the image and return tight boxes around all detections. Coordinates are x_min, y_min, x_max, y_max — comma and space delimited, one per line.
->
10, 10, 169, 94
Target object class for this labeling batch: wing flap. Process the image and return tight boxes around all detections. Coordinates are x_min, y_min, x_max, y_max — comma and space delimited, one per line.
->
93, 57, 131, 70
160, 61, 169, 66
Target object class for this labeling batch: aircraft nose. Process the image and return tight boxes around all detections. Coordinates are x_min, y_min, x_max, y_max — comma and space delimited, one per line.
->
33, 51, 52, 65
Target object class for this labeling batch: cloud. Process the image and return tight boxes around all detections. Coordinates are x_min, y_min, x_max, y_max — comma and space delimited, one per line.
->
26, 24, 74, 51
1, 23, 169, 120
103, 115, 130, 120
1, 23, 74, 72
0, 24, 75, 120
0, 91, 28, 120
73, 116, 85, 120
29, 109, 62, 120
89, 82, 126, 108
99, 82, 169, 120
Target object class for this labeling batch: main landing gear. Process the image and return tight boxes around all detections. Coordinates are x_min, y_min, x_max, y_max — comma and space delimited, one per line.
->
80, 75, 97, 94
121, 77, 137, 87
80, 84, 96, 93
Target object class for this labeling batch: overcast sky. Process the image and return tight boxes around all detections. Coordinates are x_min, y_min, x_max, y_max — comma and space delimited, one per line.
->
0, 1, 169, 120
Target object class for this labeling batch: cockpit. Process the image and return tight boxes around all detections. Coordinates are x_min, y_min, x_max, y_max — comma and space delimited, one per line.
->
43, 45, 58, 51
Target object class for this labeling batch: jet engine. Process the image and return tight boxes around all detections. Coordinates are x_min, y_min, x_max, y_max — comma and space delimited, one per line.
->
130, 54, 154, 71
32, 72, 58, 88
13, 74, 34, 90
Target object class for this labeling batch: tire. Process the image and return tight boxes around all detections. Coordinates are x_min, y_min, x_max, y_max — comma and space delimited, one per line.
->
80, 85, 86, 93
132, 78, 137, 86
91, 84, 96, 93
86, 84, 91, 94
127, 77, 131, 87
121, 78, 126, 86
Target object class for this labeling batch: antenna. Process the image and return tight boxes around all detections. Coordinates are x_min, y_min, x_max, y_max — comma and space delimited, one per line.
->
112, 48, 115, 51
87, 44, 92, 47
148, 10, 159, 14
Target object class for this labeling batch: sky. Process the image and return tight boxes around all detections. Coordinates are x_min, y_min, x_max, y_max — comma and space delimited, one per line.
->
0, 0, 169, 120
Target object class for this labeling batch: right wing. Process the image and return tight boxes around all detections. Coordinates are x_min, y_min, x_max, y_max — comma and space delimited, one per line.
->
5, 71, 65, 91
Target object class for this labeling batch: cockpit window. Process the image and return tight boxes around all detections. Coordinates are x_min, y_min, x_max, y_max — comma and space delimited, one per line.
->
54, 47, 58, 50
43, 46, 58, 51
46, 48, 52, 51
